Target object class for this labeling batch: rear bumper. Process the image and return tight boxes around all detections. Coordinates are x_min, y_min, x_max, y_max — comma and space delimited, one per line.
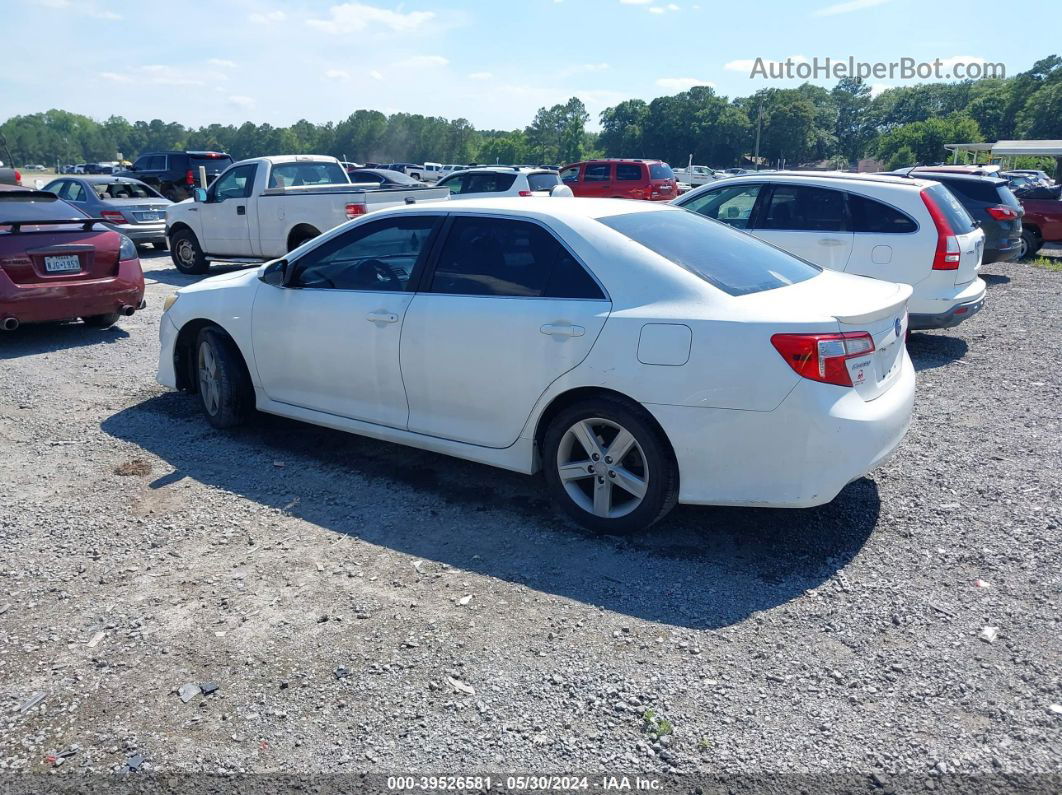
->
983, 239, 1021, 264
644, 353, 915, 508
908, 277, 986, 330
106, 221, 167, 243
0, 258, 145, 324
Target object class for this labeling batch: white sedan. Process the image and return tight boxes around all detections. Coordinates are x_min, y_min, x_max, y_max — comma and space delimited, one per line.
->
158, 198, 915, 534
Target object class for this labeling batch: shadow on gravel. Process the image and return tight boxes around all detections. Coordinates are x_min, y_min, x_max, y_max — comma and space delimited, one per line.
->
103, 394, 881, 629
0, 322, 130, 359
144, 263, 249, 288
906, 333, 968, 372
980, 273, 1011, 286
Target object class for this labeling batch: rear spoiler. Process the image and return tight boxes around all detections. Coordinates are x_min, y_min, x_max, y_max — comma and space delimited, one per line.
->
1, 218, 106, 232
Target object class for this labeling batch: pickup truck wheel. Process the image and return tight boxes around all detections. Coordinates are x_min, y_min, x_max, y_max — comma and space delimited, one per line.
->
1019, 229, 1042, 259
171, 229, 209, 275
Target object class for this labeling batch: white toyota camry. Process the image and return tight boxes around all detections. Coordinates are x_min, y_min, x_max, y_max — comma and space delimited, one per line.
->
158, 197, 915, 534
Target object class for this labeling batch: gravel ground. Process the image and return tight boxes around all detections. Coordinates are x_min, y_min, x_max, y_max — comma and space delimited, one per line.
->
1, 249, 1060, 789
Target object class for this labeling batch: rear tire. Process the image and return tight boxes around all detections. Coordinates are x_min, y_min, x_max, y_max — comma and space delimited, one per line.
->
542, 397, 678, 535
82, 313, 120, 328
195, 327, 253, 429
1020, 229, 1042, 259
171, 229, 209, 275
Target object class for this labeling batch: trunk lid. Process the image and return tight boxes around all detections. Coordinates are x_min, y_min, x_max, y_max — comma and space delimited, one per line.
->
103, 198, 170, 224
0, 227, 119, 285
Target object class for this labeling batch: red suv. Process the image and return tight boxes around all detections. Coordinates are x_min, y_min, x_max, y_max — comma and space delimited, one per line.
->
560, 159, 677, 201
0, 187, 145, 330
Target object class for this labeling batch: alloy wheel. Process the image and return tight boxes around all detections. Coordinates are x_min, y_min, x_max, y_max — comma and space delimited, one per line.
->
198, 341, 221, 416
556, 417, 648, 519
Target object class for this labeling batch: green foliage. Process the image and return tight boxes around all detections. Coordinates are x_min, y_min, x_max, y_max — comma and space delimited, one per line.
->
872, 114, 983, 166
525, 97, 591, 164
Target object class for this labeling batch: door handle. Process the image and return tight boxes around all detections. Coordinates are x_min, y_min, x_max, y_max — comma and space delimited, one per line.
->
236, 205, 246, 216
540, 323, 585, 337
366, 311, 400, 324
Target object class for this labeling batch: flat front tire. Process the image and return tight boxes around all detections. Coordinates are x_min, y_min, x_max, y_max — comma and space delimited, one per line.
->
542, 397, 678, 535
195, 327, 253, 429
171, 229, 209, 275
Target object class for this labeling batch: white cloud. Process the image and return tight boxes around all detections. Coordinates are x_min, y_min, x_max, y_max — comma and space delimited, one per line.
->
619, 0, 654, 4
649, 7, 664, 12
307, 3, 434, 34
468, 71, 493, 80
228, 95, 255, 109
209, 58, 237, 68
369, 69, 384, 80
324, 68, 350, 80
99, 71, 131, 83
869, 83, 892, 97
813, 0, 890, 17
667, 3, 680, 9
35, 0, 121, 19
249, 10, 285, 23
394, 55, 449, 68
656, 76, 715, 91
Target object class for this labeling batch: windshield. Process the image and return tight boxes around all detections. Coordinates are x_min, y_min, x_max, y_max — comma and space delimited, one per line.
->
190, 155, 233, 174
598, 208, 820, 296
92, 181, 159, 199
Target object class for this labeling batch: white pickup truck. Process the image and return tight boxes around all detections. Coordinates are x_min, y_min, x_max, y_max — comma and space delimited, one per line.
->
165, 155, 449, 274
672, 165, 722, 188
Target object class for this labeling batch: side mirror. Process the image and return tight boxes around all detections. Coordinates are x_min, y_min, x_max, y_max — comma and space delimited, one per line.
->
259, 258, 288, 287
193, 187, 208, 203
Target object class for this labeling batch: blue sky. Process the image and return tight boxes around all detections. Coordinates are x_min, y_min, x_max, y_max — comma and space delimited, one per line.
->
1, 0, 1057, 130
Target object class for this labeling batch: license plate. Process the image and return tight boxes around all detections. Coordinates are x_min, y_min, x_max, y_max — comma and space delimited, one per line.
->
134, 212, 161, 222
44, 254, 81, 273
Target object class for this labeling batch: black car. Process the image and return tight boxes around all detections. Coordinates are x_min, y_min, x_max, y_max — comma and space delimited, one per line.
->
117, 151, 233, 201
888, 169, 1023, 264
346, 168, 426, 188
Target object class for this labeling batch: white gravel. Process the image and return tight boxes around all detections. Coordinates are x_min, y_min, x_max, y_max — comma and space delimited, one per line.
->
1, 250, 1060, 785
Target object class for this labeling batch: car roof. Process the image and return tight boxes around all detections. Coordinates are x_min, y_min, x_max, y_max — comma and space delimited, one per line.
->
376, 196, 673, 221
448, 166, 552, 175
713, 170, 936, 190
888, 168, 1006, 186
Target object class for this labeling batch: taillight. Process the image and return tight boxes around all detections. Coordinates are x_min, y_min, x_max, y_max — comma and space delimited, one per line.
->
771, 332, 875, 388
100, 210, 126, 223
920, 189, 960, 270
185, 169, 195, 186
518, 190, 533, 197
985, 205, 1018, 221
14, 169, 21, 186
345, 203, 366, 219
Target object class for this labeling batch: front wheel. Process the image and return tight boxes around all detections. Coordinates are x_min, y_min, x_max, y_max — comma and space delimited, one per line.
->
171, 229, 209, 275
542, 398, 678, 535
195, 327, 253, 429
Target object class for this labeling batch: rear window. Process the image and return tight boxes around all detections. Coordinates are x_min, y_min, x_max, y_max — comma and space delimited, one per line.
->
938, 178, 999, 204
526, 172, 561, 192
269, 162, 349, 188
93, 182, 157, 199
189, 155, 233, 174
616, 164, 643, 181
0, 193, 85, 227
925, 183, 975, 234
599, 209, 820, 297
649, 163, 674, 180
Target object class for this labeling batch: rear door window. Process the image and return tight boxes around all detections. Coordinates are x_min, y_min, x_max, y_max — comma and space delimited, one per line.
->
761, 185, 846, 232
559, 166, 580, 183
464, 172, 517, 193
584, 164, 611, 182
616, 164, 642, 181
599, 209, 819, 297
681, 184, 762, 229
847, 194, 917, 233
428, 217, 605, 299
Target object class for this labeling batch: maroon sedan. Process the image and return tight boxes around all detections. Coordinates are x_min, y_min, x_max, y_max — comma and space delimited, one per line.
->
0, 187, 145, 330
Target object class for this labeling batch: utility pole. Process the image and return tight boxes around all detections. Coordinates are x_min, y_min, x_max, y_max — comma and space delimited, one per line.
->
753, 98, 764, 171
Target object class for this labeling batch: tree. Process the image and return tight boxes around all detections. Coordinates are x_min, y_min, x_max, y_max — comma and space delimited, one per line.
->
598, 99, 649, 157
1016, 82, 1062, 139
832, 78, 872, 165
526, 98, 589, 164
872, 114, 982, 166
